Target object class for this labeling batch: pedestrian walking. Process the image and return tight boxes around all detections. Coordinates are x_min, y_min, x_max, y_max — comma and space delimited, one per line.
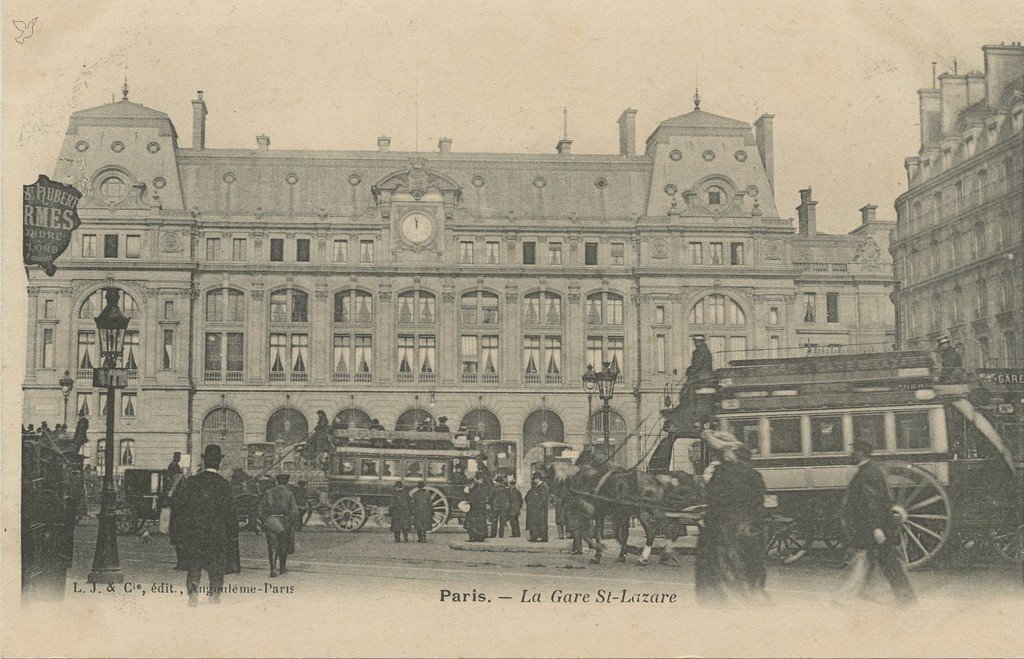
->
169, 444, 240, 606
694, 430, 768, 606
554, 492, 567, 540
834, 437, 918, 608
507, 479, 524, 538
292, 480, 312, 528
525, 474, 550, 542
258, 474, 300, 577
488, 475, 511, 537
411, 480, 434, 542
165, 452, 183, 492
389, 481, 413, 542
464, 475, 490, 542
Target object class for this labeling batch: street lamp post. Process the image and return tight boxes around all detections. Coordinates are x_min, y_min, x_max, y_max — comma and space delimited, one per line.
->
59, 369, 74, 427
88, 289, 130, 585
582, 361, 620, 449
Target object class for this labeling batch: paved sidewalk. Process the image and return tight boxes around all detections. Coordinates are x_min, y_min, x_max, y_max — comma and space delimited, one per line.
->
449, 530, 698, 554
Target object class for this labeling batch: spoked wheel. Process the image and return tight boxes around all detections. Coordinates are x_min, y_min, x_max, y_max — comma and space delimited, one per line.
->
879, 461, 952, 570
114, 507, 139, 535
368, 505, 391, 528
423, 486, 450, 531
234, 494, 261, 532
990, 524, 1023, 564
328, 497, 367, 531
765, 518, 808, 565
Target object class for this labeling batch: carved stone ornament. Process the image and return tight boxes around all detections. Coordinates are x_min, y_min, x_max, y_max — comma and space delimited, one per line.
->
372, 159, 462, 219
378, 291, 392, 302
651, 238, 669, 259
854, 237, 883, 263
161, 231, 182, 253
505, 292, 518, 303
764, 239, 782, 260
442, 291, 456, 303
568, 292, 581, 303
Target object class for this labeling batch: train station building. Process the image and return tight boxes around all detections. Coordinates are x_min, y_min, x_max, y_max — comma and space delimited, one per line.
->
22, 87, 896, 478
891, 43, 1024, 366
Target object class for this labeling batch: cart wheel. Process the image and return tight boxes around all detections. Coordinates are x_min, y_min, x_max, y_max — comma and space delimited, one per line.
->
990, 524, 1023, 564
328, 497, 367, 531
765, 525, 807, 565
423, 486, 450, 531
114, 507, 139, 535
879, 461, 952, 570
234, 494, 261, 531
368, 505, 391, 528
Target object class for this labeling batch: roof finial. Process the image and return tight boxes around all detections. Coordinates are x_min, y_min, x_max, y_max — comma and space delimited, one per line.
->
694, 87, 701, 111
121, 62, 129, 101
563, 107, 568, 140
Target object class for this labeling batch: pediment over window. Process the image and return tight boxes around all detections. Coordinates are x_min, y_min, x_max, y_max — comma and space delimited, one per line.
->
371, 158, 462, 219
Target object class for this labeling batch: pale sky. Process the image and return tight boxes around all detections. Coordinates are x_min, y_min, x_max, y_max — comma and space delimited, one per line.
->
5, 1, 1023, 234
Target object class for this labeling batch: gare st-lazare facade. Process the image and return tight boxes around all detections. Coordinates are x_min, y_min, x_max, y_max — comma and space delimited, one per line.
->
22, 89, 895, 478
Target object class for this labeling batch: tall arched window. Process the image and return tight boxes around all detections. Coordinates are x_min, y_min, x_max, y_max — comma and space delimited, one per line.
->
269, 289, 309, 382
396, 408, 435, 432
266, 407, 308, 444
201, 408, 245, 472
976, 278, 988, 318
333, 290, 373, 382
585, 292, 625, 375
952, 285, 964, 323
397, 290, 437, 383
460, 291, 500, 383
974, 222, 988, 258
205, 288, 245, 382
689, 293, 748, 365
332, 407, 373, 430
523, 291, 563, 384
931, 293, 942, 332
522, 409, 565, 466
77, 288, 140, 378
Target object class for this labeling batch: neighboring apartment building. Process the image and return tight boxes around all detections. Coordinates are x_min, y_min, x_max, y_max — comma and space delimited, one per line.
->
892, 43, 1024, 367
23, 88, 895, 477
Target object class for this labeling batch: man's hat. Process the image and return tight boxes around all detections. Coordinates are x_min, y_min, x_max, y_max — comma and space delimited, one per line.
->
853, 437, 875, 454
202, 444, 223, 461
692, 334, 706, 341
395, 481, 405, 489
276, 473, 290, 484
937, 335, 951, 345
417, 480, 427, 488
438, 416, 448, 422
173, 451, 181, 458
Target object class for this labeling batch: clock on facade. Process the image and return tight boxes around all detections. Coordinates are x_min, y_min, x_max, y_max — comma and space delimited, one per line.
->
401, 212, 434, 244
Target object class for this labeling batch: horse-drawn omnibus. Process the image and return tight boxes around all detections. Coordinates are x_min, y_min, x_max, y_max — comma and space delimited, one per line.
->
322, 429, 482, 532
660, 349, 1022, 568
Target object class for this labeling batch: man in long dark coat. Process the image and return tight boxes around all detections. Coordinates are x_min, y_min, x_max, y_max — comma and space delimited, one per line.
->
695, 435, 767, 606
489, 476, 511, 538
686, 335, 714, 384
507, 479, 524, 538
170, 444, 240, 606
411, 481, 434, 542
464, 476, 490, 542
524, 474, 550, 542
834, 438, 917, 608
937, 336, 965, 383
389, 481, 412, 542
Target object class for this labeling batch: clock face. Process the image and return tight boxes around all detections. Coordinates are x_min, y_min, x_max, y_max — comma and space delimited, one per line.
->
401, 212, 434, 244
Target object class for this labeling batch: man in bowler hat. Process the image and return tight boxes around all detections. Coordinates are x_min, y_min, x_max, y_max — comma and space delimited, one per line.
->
170, 444, 240, 606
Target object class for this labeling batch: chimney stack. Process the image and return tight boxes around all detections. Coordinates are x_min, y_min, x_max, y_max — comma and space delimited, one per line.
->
797, 188, 817, 236
918, 88, 942, 149
617, 108, 637, 156
556, 139, 572, 155
983, 43, 1024, 109
939, 73, 969, 135
191, 91, 207, 150
256, 134, 270, 150
377, 136, 391, 152
754, 114, 775, 193
438, 137, 452, 153
860, 204, 878, 225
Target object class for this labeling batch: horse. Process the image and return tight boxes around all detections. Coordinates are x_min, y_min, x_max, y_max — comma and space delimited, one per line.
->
262, 514, 292, 577
547, 452, 700, 565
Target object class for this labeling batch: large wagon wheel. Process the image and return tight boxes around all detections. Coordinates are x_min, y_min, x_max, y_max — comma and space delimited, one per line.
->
423, 486, 450, 531
368, 505, 391, 528
990, 524, 1023, 564
328, 496, 368, 531
879, 462, 952, 570
764, 516, 808, 565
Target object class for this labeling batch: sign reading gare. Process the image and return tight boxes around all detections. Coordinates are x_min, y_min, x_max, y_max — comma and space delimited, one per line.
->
23, 175, 82, 276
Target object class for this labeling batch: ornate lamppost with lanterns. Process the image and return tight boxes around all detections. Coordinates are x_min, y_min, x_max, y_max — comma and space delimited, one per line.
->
88, 289, 130, 584
58, 369, 74, 427
582, 361, 620, 450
